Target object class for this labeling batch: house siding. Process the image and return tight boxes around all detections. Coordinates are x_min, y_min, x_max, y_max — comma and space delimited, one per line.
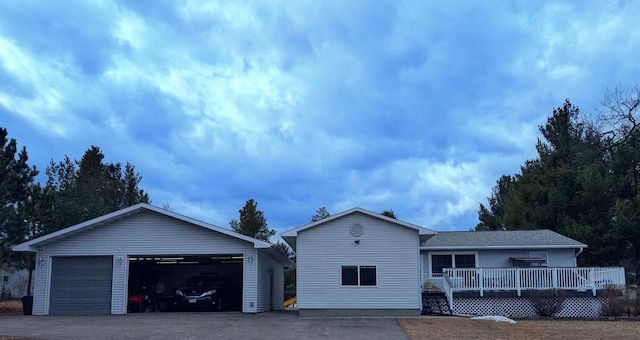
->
297, 213, 421, 311
478, 249, 577, 267
31, 210, 258, 315
256, 250, 284, 312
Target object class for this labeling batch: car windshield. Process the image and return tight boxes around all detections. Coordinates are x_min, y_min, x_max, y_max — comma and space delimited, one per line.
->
181, 276, 216, 288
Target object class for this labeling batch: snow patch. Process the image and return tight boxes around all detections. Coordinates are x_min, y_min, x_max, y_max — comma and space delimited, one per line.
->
470, 315, 517, 324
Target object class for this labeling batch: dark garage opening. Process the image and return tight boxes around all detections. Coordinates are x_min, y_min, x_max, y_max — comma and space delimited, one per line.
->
127, 254, 243, 313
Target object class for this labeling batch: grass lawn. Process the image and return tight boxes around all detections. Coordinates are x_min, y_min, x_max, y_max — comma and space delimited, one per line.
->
398, 317, 640, 340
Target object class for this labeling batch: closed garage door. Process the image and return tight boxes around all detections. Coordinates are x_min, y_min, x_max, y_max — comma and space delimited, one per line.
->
50, 256, 113, 315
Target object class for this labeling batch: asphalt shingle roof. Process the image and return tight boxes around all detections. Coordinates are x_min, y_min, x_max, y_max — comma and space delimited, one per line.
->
421, 229, 587, 249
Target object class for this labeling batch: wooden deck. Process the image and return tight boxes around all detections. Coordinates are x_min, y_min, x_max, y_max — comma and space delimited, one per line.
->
437, 267, 625, 309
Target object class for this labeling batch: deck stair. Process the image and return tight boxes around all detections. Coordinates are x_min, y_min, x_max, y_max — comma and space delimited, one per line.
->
421, 292, 452, 315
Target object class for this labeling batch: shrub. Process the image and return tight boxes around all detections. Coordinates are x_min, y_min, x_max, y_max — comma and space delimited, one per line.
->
0, 286, 12, 301
529, 289, 566, 317
600, 285, 626, 317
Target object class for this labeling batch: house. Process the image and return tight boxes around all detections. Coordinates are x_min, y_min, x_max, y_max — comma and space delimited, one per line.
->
282, 208, 626, 317
12, 203, 290, 315
0, 268, 30, 299
281, 207, 436, 316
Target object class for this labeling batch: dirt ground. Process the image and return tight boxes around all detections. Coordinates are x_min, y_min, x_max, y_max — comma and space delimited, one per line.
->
398, 317, 640, 340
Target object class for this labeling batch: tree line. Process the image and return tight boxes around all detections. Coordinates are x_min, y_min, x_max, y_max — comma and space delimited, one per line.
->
0, 131, 150, 293
475, 84, 640, 283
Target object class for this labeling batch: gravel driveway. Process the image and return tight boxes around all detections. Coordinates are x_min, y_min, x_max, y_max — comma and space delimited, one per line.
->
0, 310, 409, 340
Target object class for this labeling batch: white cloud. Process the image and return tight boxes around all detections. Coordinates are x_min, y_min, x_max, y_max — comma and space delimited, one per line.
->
2, 0, 639, 233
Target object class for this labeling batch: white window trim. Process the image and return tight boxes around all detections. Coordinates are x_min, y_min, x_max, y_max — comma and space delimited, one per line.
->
428, 251, 479, 279
340, 265, 378, 287
529, 251, 549, 267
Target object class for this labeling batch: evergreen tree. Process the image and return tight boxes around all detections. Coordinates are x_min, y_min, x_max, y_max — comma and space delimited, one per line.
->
45, 146, 150, 231
381, 209, 397, 219
476, 100, 613, 266
311, 206, 330, 222
229, 199, 275, 241
0, 127, 38, 273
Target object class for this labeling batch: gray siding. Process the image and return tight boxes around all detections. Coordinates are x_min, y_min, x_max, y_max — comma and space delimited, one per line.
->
32, 210, 258, 315
297, 213, 421, 310
256, 251, 284, 312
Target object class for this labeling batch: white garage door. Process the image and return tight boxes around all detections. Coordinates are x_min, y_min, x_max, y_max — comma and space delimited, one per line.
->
49, 256, 113, 315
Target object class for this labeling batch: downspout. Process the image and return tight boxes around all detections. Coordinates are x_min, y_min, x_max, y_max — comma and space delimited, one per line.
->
575, 247, 584, 257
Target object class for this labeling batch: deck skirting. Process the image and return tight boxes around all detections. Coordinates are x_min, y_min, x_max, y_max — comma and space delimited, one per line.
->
453, 296, 603, 318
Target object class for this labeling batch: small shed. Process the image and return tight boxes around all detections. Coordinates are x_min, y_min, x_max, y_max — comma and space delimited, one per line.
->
13, 203, 290, 315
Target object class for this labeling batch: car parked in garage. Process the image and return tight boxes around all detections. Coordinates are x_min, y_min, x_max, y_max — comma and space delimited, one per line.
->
173, 276, 223, 311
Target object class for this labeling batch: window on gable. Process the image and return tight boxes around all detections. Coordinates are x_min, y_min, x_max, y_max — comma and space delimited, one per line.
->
341, 265, 377, 286
341, 266, 358, 286
359, 266, 377, 286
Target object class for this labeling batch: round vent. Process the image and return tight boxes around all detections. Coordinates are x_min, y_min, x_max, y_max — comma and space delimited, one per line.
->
350, 223, 364, 237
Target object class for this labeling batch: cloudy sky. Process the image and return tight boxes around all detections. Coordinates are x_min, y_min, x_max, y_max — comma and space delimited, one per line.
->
1, 1, 639, 236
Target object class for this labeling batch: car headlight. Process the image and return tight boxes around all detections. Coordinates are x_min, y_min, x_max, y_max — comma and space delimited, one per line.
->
201, 289, 217, 297
175, 290, 184, 296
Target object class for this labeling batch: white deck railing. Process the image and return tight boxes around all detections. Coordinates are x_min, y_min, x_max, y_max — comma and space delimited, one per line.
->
440, 267, 625, 297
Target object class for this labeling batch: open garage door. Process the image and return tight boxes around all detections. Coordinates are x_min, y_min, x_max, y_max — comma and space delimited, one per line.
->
127, 254, 243, 312
50, 256, 113, 315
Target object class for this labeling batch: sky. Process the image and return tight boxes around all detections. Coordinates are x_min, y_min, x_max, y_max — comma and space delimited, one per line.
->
1, 0, 639, 237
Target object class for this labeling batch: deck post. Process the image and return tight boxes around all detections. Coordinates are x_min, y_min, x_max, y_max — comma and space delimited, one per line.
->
552, 268, 557, 289
479, 268, 484, 297
590, 268, 596, 296
516, 268, 521, 297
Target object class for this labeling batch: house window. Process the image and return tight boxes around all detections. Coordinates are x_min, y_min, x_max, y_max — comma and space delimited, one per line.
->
430, 253, 477, 277
341, 265, 377, 286
455, 255, 476, 268
341, 266, 358, 286
529, 251, 548, 267
431, 255, 453, 276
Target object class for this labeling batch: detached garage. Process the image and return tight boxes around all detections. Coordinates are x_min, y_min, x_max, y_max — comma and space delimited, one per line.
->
13, 204, 290, 315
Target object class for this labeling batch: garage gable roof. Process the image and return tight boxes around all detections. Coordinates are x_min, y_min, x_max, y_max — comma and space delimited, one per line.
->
281, 207, 435, 250
12, 203, 272, 251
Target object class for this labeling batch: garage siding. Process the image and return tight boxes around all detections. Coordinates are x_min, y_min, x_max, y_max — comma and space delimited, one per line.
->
111, 254, 128, 314
257, 251, 284, 312
32, 210, 259, 315
243, 249, 257, 313
33, 254, 50, 315
49, 256, 113, 315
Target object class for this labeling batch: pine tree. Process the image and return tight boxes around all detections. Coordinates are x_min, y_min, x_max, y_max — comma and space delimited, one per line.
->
311, 206, 330, 222
0, 127, 38, 271
45, 146, 150, 231
229, 199, 275, 241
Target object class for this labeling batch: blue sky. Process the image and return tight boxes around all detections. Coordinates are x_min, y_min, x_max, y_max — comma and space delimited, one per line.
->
1, 0, 639, 235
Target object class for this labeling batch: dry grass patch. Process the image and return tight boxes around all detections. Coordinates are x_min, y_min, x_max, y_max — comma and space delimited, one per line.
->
0, 300, 22, 316
398, 317, 640, 340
